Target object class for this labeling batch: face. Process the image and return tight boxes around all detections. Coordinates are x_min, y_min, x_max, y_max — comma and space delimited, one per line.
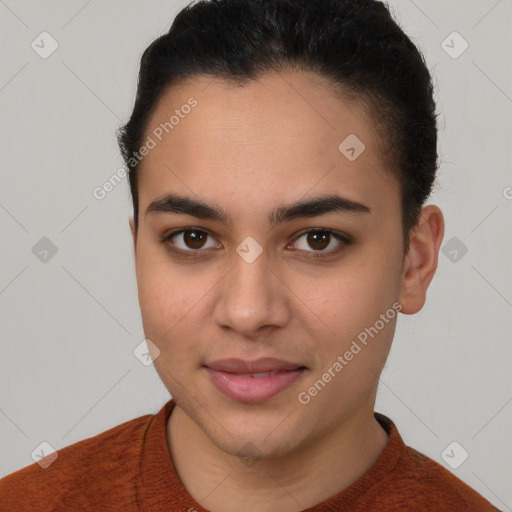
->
131, 70, 411, 460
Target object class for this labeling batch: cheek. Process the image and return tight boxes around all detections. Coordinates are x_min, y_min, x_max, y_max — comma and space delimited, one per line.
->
136, 252, 191, 339
135, 253, 214, 367
298, 260, 396, 335
138, 272, 199, 375
341, 241, 401, 307
138, 277, 178, 332
290, 255, 399, 383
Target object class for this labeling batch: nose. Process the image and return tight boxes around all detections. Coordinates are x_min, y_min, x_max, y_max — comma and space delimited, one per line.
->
213, 246, 291, 339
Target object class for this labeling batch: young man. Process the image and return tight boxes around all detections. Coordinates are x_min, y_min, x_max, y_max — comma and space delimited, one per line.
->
0, 0, 502, 510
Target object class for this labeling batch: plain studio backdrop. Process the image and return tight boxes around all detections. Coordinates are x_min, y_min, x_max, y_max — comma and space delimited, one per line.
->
0, 0, 511, 509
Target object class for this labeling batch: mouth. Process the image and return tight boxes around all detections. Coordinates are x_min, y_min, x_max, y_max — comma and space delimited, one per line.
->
203, 358, 307, 403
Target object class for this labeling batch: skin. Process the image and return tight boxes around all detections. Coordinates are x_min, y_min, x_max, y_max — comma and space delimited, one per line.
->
129, 70, 444, 512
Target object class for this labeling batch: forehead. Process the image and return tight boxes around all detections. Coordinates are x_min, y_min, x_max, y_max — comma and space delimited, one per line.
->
137, 70, 399, 221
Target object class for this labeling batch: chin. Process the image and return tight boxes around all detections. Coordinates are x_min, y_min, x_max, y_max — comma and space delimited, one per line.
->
207, 410, 303, 460
212, 431, 299, 463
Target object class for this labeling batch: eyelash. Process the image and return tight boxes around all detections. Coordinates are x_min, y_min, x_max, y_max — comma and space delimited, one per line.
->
159, 227, 351, 260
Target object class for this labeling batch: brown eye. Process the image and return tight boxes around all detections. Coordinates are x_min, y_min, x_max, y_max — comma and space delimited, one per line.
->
306, 231, 330, 250
160, 227, 350, 260
162, 228, 219, 256
182, 230, 208, 249
291, 229, 350, 258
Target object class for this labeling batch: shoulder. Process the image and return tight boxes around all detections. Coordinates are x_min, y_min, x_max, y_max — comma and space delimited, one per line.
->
0, 410, 154, 511
373, 444, 501, 511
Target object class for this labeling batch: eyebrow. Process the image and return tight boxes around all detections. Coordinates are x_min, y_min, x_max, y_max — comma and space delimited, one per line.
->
145, 193, 371, 227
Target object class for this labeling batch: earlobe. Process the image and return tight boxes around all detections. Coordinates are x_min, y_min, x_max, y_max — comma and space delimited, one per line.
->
398, 205, 445, 315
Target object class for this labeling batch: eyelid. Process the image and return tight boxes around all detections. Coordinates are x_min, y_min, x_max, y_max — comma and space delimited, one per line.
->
160, 227, 351, 258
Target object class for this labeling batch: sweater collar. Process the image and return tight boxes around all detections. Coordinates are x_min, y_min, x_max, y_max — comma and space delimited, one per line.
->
138, 398, 405, 511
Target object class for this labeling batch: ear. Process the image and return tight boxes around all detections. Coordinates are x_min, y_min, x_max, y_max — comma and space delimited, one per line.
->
398, 205, 445, 315
129, 217, 137, 254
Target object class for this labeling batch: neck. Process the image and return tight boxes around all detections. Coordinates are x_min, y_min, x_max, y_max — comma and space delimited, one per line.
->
167, 400, 389, 512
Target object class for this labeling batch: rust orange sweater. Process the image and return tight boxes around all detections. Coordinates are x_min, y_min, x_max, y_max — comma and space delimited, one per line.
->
0, 398, 501, 511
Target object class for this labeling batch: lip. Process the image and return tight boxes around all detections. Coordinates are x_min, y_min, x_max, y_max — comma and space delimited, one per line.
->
204, 358, 307, 403
205, 357, 305, 373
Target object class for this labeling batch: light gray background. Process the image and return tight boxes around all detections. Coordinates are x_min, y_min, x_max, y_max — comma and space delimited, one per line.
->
0, 0, 511, 509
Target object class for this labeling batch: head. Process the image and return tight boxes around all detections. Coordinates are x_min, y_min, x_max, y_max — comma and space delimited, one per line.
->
118, 0, 444, 460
